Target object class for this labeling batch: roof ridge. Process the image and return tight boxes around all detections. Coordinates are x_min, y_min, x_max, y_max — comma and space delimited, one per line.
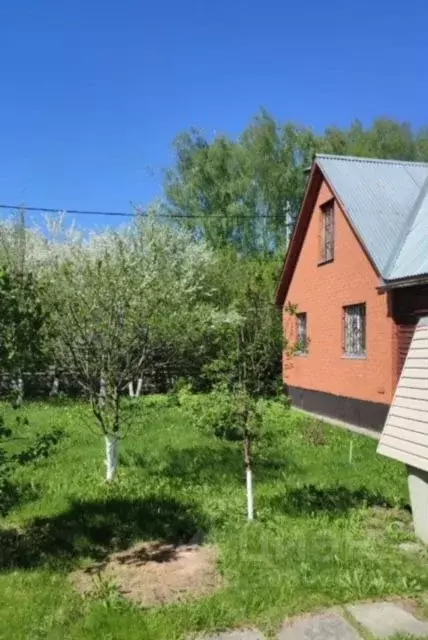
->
316, 153, 428, 167
383, 176, 428, 279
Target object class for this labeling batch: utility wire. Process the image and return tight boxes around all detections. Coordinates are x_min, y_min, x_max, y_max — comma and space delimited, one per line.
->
0, 203, 289, 220
0, 204, 134, 218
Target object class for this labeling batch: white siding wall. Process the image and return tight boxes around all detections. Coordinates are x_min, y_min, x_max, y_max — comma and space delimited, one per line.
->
378, 317, 428, 472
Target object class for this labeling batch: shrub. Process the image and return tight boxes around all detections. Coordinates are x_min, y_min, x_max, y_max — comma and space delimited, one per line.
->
178, 386, 258, 441
0, 413, 64, 516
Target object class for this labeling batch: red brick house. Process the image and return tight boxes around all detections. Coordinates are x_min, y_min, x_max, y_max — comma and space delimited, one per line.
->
276, 154, 428, 431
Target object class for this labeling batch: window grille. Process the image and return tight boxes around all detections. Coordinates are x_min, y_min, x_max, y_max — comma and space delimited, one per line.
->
296, 312, 308, 353
321, 201, 334, 262
343, 303, 366, 356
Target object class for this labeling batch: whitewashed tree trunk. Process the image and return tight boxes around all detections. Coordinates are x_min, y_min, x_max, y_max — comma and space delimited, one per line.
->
18, 377, 24, 406
128, 381, 135, 397
246, 467, 254, 521
50, 376, 60, 397
105, 434, 120, 482
12, 376, 24, 407
135, 377, 143, 397
244, 435, 254, 521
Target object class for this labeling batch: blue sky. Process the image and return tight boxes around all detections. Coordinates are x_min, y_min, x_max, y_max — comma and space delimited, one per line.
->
1, 0, 427, 226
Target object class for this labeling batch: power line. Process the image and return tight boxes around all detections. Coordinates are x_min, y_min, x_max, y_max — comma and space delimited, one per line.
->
0, 203, 289, 220
0, 204, 134, 218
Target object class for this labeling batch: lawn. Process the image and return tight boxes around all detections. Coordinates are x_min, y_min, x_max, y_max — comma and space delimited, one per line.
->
1, 396, 427, 640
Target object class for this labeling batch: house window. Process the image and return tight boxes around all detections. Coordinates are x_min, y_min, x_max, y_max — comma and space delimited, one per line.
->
296, 312, 308, 353
320, 200, 334, 262
343, 304, 366, 356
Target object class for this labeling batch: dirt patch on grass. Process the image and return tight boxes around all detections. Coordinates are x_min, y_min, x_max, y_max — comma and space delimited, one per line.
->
72, 541, 222, 607
366, 505, 413, 537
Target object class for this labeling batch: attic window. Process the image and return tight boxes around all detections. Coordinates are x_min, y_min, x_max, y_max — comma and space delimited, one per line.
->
320, 200, 335, 263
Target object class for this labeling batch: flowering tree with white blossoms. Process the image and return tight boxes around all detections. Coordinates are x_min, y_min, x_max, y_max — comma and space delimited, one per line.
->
48, 214, 232, 481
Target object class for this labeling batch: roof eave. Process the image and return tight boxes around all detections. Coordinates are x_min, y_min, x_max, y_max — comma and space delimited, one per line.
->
379, 273, 428, 291
275, 163, 322, 307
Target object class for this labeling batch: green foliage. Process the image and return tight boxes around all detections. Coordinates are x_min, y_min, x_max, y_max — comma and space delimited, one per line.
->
165, 113, 317, 253
165, 130, 255, 251
0, 412, 64, 516
320, 118, 428, 161
198, 251, 284, 397
139, 394, 178, 410
11, 428, 64, 466
0, 266, 48, 380
46, 216, 225, 440
179, 386, 263, 442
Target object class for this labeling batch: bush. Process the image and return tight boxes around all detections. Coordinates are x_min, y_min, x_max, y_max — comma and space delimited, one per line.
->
178, 386, 263, 442
139, 394, 178, 410
0, 413, 65, 516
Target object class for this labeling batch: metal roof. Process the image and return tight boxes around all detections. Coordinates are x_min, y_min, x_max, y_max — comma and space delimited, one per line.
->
387, 184, 428, 280
316, 154, 428, 280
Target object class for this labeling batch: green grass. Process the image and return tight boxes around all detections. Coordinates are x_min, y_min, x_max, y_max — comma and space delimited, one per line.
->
1, 397, 427, 639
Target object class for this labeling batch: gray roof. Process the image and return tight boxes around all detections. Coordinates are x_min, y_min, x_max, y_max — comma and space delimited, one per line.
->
316, 154, 428, 282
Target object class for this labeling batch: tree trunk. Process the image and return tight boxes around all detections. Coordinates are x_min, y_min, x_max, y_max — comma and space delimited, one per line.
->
12, 376, 24, 408
99, 377, 106, 408
243, 434, 254, 521
349, 438, 353, 464
105, 434, 120, 482
135, 377, 143, 397
50, 376, 59, 397
17, 377, 24, 407
128, 381, 135, 397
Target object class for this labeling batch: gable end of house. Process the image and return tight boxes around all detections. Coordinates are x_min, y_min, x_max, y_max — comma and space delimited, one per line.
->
275, 159, 381, 307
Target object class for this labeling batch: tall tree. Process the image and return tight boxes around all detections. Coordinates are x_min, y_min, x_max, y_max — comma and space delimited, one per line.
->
241, 110, 317, 249
320, 118, 428, 161
165, 112, 317, 253
166, 114, 428, 256
165, 129, 256, 250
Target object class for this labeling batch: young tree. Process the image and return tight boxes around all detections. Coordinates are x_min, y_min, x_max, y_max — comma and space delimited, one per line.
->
179, 384, 262, 521
204, 253, 283, 397
181, 253, 299, 521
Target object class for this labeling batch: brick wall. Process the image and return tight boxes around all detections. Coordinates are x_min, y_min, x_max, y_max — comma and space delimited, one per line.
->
283, 179, 396, 405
